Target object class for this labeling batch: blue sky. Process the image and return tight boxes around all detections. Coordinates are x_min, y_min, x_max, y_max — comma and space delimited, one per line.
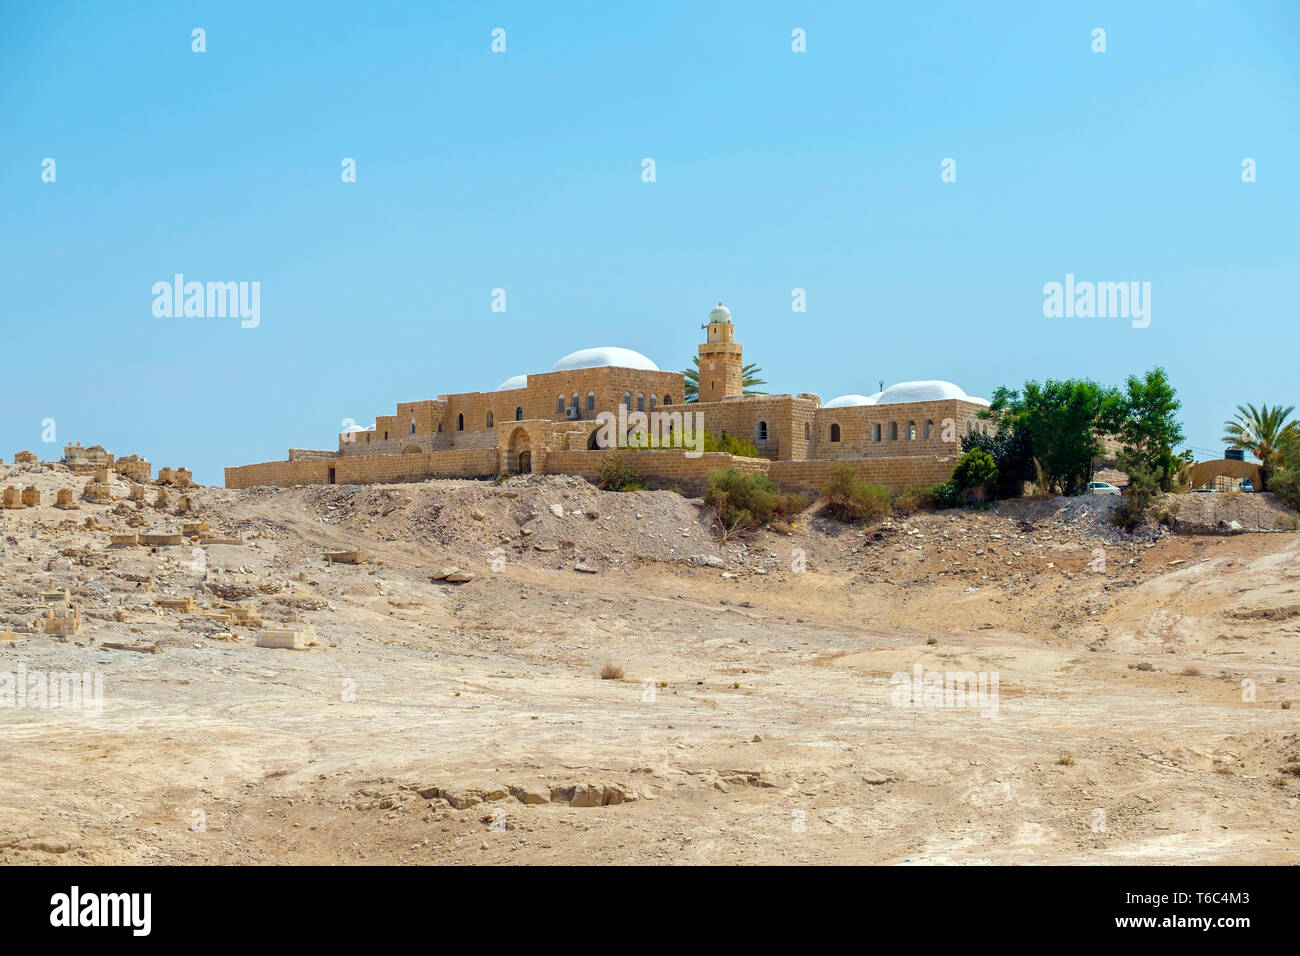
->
2, 1, 1297, 484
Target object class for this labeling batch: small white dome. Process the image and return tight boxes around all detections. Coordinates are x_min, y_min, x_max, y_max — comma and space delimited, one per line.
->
825, 394, 878, 408
551, 347, 659, 373
495, 374, 528, 391
709, 302, 732, 323
874, 380, 986, 405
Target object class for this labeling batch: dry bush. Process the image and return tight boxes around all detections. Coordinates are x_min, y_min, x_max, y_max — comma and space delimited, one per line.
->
599, 663, 624, 680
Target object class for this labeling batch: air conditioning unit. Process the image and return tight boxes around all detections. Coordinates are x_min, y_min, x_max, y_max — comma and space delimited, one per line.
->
565, 407, 579, 420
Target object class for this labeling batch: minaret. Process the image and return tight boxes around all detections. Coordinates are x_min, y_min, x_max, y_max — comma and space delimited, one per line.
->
697, 302, 743, 403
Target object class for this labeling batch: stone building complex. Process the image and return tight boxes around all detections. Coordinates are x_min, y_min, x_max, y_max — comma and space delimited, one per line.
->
226, 304, 991, 494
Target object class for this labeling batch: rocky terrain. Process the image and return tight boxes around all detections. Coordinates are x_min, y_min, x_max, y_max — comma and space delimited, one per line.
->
0, 459, 1297, 864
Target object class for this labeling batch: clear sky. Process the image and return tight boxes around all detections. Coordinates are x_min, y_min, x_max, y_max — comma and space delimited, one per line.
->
3, 1, 1297, 484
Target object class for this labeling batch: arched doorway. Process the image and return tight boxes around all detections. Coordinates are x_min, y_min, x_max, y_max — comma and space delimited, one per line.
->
506, 427, 533, 474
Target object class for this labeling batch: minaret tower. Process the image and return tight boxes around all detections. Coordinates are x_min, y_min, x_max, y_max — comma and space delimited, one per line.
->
697, 302, 743, 403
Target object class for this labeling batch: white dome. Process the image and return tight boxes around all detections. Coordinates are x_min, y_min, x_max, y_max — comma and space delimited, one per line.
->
709, 302, 732, 323
551, 347, 659, 373
825, 394, 878, 408
495, 374, 528, 391
874, 380, 987, 405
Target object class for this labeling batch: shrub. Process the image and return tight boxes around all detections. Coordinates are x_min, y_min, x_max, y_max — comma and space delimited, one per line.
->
1268, 465, 1300, 514
928, 479, 962, 510
822, 464, 892, 523
703, 468, 804, 534
597, 454, 644, 492
1110, 452, 1161, 530
600, 663, 624, 680
952, 448, 999, 497
704, 430, 761, 458
893, 486, 935, 514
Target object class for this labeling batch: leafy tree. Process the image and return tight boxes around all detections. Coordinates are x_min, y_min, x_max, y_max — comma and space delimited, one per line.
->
961, 422, 1033, 496
1222, 403, 1299, 486
683, 358, 767, 402
986, 379, 1117, 494
1101, 367, 1184, 490
1110, 452, 1162, 531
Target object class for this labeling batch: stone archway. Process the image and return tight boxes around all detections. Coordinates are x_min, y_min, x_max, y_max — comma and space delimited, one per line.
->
506, 427, 533, 474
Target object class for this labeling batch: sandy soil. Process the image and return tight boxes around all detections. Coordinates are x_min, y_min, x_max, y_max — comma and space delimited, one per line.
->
0, 461, 1297, 865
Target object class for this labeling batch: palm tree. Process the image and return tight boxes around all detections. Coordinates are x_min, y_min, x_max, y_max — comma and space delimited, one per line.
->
683, 358, 766, 402
1222, 403, 1299, 480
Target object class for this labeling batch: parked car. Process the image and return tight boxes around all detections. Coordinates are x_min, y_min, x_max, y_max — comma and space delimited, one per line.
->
1087, 481, 1121, 496
1241, 478, 1255, 493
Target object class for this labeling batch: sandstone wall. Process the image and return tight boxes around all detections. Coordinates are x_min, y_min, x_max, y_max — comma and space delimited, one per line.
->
226, 448, 498, 488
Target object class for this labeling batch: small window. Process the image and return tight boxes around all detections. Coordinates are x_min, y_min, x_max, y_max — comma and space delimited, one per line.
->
924, 420, 933, 439
906, 421, 916, 440
586, 392, 595, 411
804, 422, 810, 441
515, 407, 523, 421
873, 424, 881, 442
888, 422, 898, 441
830, 423, 841, 443
457, 413, 464, 431
556, 396, 565, 414
663, 395, 672, 406
571, 393, 579, 411
650, 395, 657, 411
636, 393, 645, 412
437, 423, 442, 433
756, 420, 768, 441
486, 411, 494, 428
623, 392, 631, 409
410, 419, 416, 435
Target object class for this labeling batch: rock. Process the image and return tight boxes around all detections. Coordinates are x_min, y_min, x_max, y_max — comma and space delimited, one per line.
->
574, 561, 598, 573
444, 571, 474, 583
470, 510, 485, 521
443, 790, 482, 810
417, 785, 441, 800
510, 785, 551, 805
693, 554, 725, 567
431, 567, 459, 580
752, 734, 764, 743
549, 503, 564, 518
569, 783, 605, 807
479, 786, 510, 802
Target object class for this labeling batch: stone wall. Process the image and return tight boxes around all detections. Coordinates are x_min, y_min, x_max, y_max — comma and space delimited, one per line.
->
225, 448, 498, 488
809, 399, 987, 460
768, 455, 958, 494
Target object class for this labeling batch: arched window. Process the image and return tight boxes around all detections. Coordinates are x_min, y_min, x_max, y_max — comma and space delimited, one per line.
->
623, 392, 632, 409
586, 392, 595, 411
756, 420, 768, 441
409, 419, 416, 435
457, 413, 464, 431
486, 411, 494, 428
804, 422, 810, 440
906, 421, 916, 440
556, 396, 565, 414
437, 423, 443, 433
649, 395, 657, 411
636, 393, 645, 411
924, 420, 933, 439
888, 422, 898, 440
515, 407, 523, 421
663, 395, 672, 406
570, 393, 579, 411
872, 423, 881, 442
830, 423, 841, 443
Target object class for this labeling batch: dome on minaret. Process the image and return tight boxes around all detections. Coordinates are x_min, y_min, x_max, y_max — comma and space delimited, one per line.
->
708, 302, 731, 323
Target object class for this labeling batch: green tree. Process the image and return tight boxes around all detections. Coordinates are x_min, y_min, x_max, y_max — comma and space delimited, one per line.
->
1221, 403, 1299, 486
1101, 367, 1185, 491
683, 358, 767, 402
986, 379, 1117, 494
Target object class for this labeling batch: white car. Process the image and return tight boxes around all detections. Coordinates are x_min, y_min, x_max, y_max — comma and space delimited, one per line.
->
1087, 481, 1121, 496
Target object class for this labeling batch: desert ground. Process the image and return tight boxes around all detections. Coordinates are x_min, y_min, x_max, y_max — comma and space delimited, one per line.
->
0, 460, 1297, 865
